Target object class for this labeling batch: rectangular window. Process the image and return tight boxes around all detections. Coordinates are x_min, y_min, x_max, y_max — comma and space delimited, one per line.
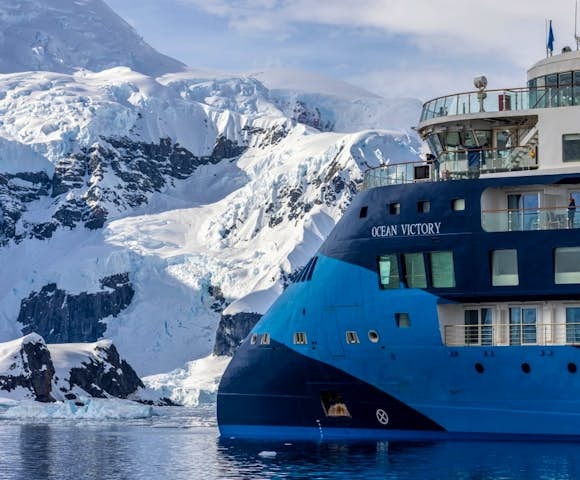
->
563, 134, 580, 162
395, 313, 411, 328
378, 255, 400, 289
294, 332, 308, 345
359, 206, 368, 218
345, 331, 360, 344
509, 307, 537, 345
452, 199, 466, 211
566, 307, 580, 344
430, 251, 456, 288
464, 310, 479, 345
389, 202, 400, 215
403, 253, 427, 288
417, 200, 430, 213
261, 333, 271, 345
491, 249, 519, 286
555, 247, 580, 284
320, 391, 351, 417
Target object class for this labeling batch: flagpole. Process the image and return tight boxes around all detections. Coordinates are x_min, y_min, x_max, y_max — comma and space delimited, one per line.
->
545, 18, 548, 57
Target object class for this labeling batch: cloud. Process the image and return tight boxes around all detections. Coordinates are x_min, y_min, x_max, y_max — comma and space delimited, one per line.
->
181, 0, 576, 66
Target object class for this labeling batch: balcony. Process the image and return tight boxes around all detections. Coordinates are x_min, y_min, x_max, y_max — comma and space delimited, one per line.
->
444, 322, 580, 347
362, 146, 538, 190
420, 84, 580, 124
482, 206, 578, 232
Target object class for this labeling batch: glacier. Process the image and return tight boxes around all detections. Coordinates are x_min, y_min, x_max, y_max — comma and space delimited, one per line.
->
0, 0, 423, 382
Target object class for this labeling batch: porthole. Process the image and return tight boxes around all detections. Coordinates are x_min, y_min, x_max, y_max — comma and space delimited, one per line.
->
521, 362, 531, 374
474, 363, 484, 373
250, 334, 258, 345
368, 330, 380, 343
568, 362, 577, 373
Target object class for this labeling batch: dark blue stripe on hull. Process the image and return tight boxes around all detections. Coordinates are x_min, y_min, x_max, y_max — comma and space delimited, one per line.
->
217, 340, 444, 439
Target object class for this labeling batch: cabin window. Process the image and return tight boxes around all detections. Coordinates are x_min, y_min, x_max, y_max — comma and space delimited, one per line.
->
417, 201, 430, 213
555, 247, 580, 284
345, 331, 360, 344
563, 134, 580, 162
261, 333, 271, 345
320, 391, 351, 417
293, 332, 308, 345
389, 202, 400, 215
509, 307, 537, 345
403, 253, 427, 288
378, 255, 400, 289
429, 251, 456, 288
359, 206, 368, 218
452, 198, 466, 211
566, 307, 580, 344
491, 249, 519, 286
395, 313, 411, 328
250, 333, 258, 345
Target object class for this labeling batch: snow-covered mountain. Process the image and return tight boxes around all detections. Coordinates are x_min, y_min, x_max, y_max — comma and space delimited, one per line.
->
0, 1, 423, 376
0, 0, 184, 76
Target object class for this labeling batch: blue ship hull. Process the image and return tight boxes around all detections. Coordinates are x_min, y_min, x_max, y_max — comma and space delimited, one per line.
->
218, 174, 580, 441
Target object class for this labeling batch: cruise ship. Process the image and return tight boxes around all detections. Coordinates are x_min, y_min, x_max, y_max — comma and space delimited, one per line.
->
217, 47, 580, 441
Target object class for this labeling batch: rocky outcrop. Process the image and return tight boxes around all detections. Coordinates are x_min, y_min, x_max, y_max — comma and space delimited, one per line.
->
51, 341, 144, 400
213, 312, 262, 356
0, 334, 55, 402
19, 273, 134, 343
0, 334, 144, 402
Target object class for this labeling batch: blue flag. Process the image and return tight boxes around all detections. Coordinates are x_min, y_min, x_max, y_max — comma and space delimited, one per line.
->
547, 20, 555, 54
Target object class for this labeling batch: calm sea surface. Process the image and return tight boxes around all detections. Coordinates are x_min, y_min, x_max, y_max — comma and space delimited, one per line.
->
1, 405, 580, 479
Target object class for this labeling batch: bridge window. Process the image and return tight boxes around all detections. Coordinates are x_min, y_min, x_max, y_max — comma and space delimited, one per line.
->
403, 253, 427, 288
509, 307, 537, 345
563, 134, 580, 162
429, 251, 456, 288
378, 255, 400, 289
491, 249, 519, 286
555, 247, 580, 284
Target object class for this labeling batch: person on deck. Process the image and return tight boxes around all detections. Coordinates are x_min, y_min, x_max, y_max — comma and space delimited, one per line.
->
568, 195, 576, 228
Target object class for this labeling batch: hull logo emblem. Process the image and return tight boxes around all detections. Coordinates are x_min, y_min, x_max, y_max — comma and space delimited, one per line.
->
376, 409, 389, 425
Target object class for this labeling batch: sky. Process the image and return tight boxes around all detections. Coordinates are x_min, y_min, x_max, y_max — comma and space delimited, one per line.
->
108, 0, 579, 101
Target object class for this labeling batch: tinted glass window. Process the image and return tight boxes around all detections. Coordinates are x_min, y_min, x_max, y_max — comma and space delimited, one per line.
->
403, 253, 427, 288
430, 251, 456, 288
491, 249, 519, 286
566, 307, 580, 343
563, 134, 580, 162
378, 255, 400, 289
555, 247, 580, 283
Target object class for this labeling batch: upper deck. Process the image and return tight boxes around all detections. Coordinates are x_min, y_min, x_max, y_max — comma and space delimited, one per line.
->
364, 50, 580, 191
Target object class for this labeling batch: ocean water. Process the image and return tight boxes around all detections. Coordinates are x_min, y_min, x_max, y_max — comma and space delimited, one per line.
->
2, 405, 580, 480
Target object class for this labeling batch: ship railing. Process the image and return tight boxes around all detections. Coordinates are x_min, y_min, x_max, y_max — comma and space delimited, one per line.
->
420, 84, 580, 123
444, 322, 580, 347
362, 145, 538, 189
482, 206, 578, 232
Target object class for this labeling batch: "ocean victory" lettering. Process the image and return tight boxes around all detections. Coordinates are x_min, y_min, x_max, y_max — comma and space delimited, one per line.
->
371, 222, 442, 238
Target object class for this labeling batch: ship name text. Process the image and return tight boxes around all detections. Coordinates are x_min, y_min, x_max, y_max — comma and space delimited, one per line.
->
371, 222, 442, 238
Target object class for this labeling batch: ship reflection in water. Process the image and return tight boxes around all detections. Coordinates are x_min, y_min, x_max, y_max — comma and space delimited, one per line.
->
4, 408, 580, 480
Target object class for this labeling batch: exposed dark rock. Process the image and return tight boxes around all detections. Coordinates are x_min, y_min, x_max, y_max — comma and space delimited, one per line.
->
19, 273, 134, 343
207, 285, 229, 313
0, 334, 55, 402
63, 342, 144, 399
213, 312, 262, 356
